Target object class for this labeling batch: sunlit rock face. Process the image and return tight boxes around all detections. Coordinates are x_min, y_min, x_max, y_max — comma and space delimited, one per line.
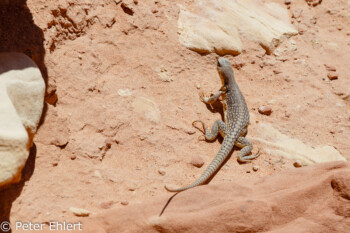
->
0, 53, 45, 188
178, 0, 298, 55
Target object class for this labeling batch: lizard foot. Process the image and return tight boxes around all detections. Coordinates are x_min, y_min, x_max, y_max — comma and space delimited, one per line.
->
199, 90, 209, 103
192, 120, 205, 133
197, 135, 206, 141
237, 148, 261, 163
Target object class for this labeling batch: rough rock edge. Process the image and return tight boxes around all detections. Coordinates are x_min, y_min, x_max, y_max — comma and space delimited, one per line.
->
81, 161, 350, 233
177, 0, 298, 55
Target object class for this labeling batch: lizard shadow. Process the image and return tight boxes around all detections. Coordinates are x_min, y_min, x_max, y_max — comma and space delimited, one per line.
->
194, 101, 225, 144
205, 101, 225, 120
159, 142, 235, 217
160, 98, 246, 216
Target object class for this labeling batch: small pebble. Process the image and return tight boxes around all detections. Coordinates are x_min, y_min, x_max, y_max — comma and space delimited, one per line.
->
118, 89, 132, 96
310, 17, 317, 24
298, 24, 307, 35
94, 170, 102, 178
252, 165, 259, 172
293, 160, 302, 168
327, 72, 338, 80
100, 201, 114, 209
121, 201, 129, 206
258, 106, 272, 116
246, 170, 251, 173
190, 155, 205, 168
284, 0, 291, 5
70, 154, 77, 160
324, 64, 336, 72
69, 207, 90, 217
277, 57, 288, 62
232, 58, 245, 70
104, 138, 113, 149
158, 169, 166, 176
185, 129, 196, 135
284, 111, 291, 118
273, 69, 282, 74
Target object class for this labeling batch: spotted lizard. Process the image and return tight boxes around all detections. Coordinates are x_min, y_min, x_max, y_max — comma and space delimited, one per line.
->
165, 57, 259, 192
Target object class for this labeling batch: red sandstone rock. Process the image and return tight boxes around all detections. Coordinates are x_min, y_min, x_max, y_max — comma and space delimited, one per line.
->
81, 162, 350, 233
258, 106, 272, 115
190, 155, 205, 168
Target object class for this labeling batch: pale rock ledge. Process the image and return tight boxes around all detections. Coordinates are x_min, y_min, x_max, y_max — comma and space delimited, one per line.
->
178, 0, 298, 55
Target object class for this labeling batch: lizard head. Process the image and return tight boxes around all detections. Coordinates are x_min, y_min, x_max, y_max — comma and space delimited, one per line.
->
217, 57, 234, 86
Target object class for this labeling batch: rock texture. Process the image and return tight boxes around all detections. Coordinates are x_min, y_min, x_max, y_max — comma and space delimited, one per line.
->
1, 0, 350, 228
0, 53, 45, 188
81, 161, 350, 233
178, 0, 298, 55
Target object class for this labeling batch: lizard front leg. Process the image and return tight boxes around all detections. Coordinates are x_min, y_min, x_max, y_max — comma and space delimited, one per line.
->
192, 119, 226, 141
199, 89, 225, 105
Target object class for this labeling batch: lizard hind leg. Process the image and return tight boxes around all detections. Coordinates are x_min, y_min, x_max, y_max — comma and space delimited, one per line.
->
235, 137, 260, 163
192, 119, 226, 141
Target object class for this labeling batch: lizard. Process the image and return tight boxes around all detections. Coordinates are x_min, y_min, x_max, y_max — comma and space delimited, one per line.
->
165, 57, 259, 192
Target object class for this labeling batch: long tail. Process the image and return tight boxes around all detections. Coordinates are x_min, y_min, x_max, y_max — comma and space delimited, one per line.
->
165, 136, 235, 192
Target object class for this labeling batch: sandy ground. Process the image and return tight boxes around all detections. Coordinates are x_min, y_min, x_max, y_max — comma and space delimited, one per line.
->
0, 0, 349, 229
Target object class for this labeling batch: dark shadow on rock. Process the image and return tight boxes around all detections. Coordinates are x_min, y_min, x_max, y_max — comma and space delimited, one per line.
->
0, 0, 48, 128
0, 2, 46, 232
198, 101, 225, 144
0, 144, 37, 233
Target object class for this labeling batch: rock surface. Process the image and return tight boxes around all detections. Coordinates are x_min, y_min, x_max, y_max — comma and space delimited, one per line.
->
249, 123, 346, 166
178, 0, 298, 55
81, 161, 350, 233
1, 0, 350, 228
0, 53, 44, 188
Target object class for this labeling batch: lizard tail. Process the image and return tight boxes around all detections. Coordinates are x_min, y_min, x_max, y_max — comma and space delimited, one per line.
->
164, 137, 235, 192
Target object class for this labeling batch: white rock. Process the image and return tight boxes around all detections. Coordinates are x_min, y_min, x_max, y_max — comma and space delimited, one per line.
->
248, 123, 346, 165
157, 66, 173, 82
118, 89, 132, 96
94, 170, 102, 178
177, 0, 297, 55
69, 207, 90, 217
0, 53, 45, 188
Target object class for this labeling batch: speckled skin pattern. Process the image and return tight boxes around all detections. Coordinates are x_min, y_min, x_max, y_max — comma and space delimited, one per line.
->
165, 57, 259, 192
